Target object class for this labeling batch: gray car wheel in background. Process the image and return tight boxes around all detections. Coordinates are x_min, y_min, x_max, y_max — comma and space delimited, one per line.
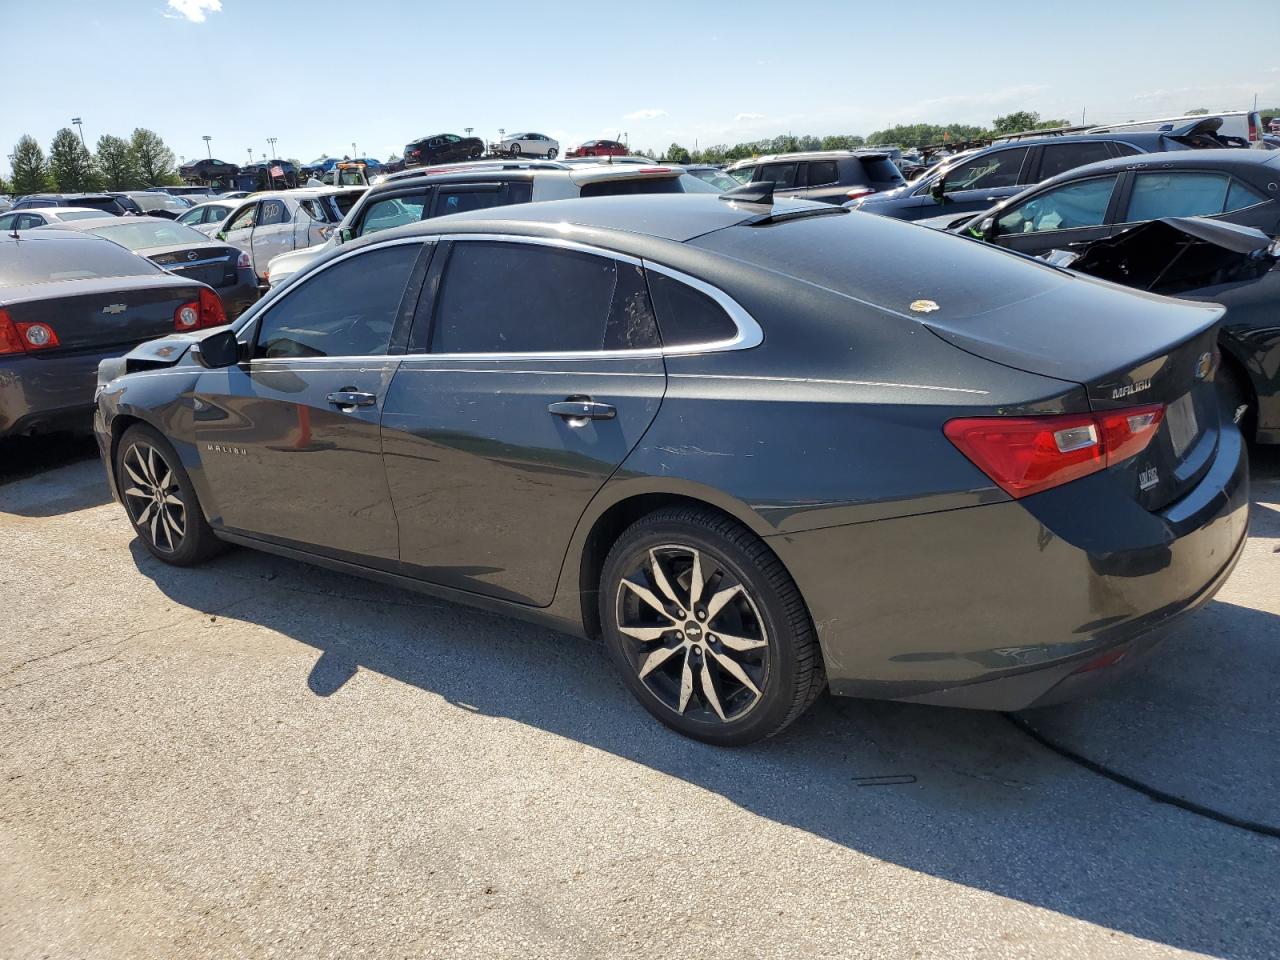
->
600, 506, 825, 745
547, 148, 558, 160
510, 143, 522, 157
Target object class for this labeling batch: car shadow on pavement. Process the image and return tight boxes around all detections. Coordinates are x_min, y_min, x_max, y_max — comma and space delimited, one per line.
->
0, 452, 112, 517
131, 503, 1280, 960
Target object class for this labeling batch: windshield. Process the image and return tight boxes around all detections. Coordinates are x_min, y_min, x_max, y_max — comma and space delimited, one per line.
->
133, 194, 190, 214
0, 239, 162, 286
687, 169, 740, 191
87, 220, 211, 250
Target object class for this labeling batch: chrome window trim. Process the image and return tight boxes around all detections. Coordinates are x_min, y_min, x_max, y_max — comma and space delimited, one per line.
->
406, 232, 763, 361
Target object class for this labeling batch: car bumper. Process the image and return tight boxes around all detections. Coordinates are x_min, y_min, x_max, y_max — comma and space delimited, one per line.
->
768, 423, 1250, 711
0, 348, 130, 438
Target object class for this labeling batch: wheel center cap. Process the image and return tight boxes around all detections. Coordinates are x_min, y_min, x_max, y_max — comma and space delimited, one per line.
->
685, 622, 703, 642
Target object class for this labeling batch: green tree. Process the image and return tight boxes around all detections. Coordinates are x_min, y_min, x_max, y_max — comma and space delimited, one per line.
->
49, 127, 100, 192
130, 127, 179, 186
9, 135, 52, 195
991, 111, 1042, 135
821, 134, 866, 150
96, 134, 141, 190
664, 142, 691, 163
1185, 107, 1210, 115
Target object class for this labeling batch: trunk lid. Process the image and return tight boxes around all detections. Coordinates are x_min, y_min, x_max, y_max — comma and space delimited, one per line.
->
142, 243, 240, 289
1, 275, 208, 352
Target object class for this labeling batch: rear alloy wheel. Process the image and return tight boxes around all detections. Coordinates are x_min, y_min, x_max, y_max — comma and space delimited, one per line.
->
510, 143, 522, 157
601, 507, 825, 745
116, 424, 222, 566
546, 148, 558, 160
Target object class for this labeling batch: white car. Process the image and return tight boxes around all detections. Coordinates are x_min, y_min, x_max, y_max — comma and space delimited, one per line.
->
0, 206, 120, 230
176, 200, 240, 237
493, 132, 559, 159
214, 187, 366, 281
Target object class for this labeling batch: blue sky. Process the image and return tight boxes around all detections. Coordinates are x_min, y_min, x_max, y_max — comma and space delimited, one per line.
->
5, 0, 1278, 175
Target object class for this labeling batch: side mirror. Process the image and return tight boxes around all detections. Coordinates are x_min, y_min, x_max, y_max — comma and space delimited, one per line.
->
979, 218, 996, 240
930, 176, 947, 202
339, 227, 353, 243
215, 231, 226, 241
190, 327, 241, 369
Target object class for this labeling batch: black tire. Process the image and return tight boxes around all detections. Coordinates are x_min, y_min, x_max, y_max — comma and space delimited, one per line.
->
547, 148, 558, 160
1217, 359, 1253, 442
470, 147, 482, 159
510, 143, 521, 157
115, 423, 223, 566
600, 507, 825, 746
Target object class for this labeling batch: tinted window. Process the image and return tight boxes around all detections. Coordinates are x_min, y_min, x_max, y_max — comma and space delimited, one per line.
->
0, 214, 15, 230
580, 178, 685, 197
860, 156, 905, 184
255, 244, 419, 359
756, 162, 799, 189
1225, 179, 1267, 211
996, 176, 1118, 235
433, 187, 506, 216
806, 160, 838, 186
177, 209, 202, 225
429, 241, 619, 354
58, 210, 112, 222
0, 238, 162, 286
78, 198, 124, 215
259, 199, 288, 225
1038, 141, 1114, 179
360, 192, 429, 235
646, 272, 737, 347
227, 205, 256, 230
1111, 142, 1141, 157
942, 147, 1028, 190
1127, 173, 1229, 221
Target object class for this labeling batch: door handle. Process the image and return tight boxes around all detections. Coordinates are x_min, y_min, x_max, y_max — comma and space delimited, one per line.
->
548, 398, 616, 424
327, 390, 376, 408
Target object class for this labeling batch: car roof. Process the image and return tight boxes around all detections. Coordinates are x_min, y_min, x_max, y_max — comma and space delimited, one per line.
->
45, 215, 183, 230
7, 206, 105, 216
0, 226, 110, 244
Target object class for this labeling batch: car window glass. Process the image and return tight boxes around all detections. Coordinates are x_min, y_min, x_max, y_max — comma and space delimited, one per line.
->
360, 192, 429, 235
995, 176, 1118, 235
254, 244, 419, 359
646, 272, 737, 346
429, 241, 619, 354
434, 187, 505, 216
259, 199, 289, 226
227, 205, 256, 230
177, 209, 201, 225
0, 214, 14, 230
1126, 173, 1229, 221
807, 160, 838, 186
943, 147, 1028, 191
1224, 179, 1267, 212
1112, 142, 1142, 157
1038, 141, 1114, 179
506, 182, 533, 205
757, 162, 799, 189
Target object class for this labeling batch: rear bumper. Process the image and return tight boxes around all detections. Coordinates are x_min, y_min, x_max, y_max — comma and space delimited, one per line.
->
769, 423, 1250, 710
0, 348, 127, 438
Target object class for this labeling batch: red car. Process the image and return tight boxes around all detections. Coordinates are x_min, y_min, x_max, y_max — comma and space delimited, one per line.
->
568, 139, 629, 158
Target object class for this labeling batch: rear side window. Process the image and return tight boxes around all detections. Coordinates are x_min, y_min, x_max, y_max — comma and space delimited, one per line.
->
1225, 179, 1267, 211
259, 199, 289, 225
1126, 173, 1230, 221
0, 238, 161, 286
756, 162, 799, 189
646, 272, 737, 347
1037, 141, 1113, 179
359, 192, 429, 236
255, 244, 419, 359
859, 157, 905, 184
429, 241, 621, 353
1112, 142, 1142, 157
806, 160, 838, 186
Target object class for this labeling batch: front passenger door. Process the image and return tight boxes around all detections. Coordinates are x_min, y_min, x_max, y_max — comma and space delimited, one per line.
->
193, 240, 432, 565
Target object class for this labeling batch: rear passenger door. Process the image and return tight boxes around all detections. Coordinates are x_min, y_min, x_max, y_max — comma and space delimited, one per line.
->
250, 198, 294, 278
380, 237, 667, 605
1030, 140, 1116, 182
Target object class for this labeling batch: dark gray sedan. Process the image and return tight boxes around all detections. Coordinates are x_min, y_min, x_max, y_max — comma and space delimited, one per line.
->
93, 194, 1248, 745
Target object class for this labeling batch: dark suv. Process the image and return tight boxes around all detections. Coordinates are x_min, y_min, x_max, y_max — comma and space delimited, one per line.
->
11, 193, 130, 216
727, 151, 906, 204
849, 131, 1228, 222
403, 133, 486, 167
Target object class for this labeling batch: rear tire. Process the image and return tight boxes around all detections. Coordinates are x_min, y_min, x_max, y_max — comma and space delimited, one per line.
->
115, 423, 223, 566
510, 143, 521, 157
600, 507, 825, 746
547, 148, 558, 160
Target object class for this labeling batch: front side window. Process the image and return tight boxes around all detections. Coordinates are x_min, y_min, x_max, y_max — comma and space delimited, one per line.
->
427, 241, 625, 354
446, 135, 460, 143
359, 192, 429, 236
1126, 173, 1231, 222
942, 147, 1028, 191
806, 160, 838, 186
254, 244, 421, 359
226, 205, 256, 231
996, 176, 1118, 235
756, 162, 799, 189
259, 199, 289, 226
1038, 141, 1113, 180
177, 208, 203, 226
0, 214, 16, 230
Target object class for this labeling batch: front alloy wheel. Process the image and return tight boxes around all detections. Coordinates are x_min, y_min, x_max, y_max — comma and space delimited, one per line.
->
121, 440, 187, 554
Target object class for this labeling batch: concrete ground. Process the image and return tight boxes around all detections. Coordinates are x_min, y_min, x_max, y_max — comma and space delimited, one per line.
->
1, 435, 1277, 960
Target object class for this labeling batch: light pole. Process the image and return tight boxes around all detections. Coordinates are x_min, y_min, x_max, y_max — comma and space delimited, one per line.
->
202, 135, 212, 159
247, 147, 253, 164
71, 117, 85, 148
266, 137, 277, 159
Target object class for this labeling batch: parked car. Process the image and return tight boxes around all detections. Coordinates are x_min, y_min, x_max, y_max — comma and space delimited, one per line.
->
95, 194, 1246, 745
1086, 111, 1267, 149
681, 165, 741, 191
0, 206, 125, 229
109, 191, 192, 219
492, 132, 560, 159
568, 139, 628, 158
849, 127, 1235, 222
216, 187, 366, 281
176, 200, 239, 237
265, 161, 720, 286
725, 151, 906, 204
11, 193, 129, 216
216, 190, 253, 200
1, 229, 225, 437
177, 158, 240, 191
0, 196, 13, 213
149, 185, 217, 200
44, 216, 259, 319
403, 133, 486, 167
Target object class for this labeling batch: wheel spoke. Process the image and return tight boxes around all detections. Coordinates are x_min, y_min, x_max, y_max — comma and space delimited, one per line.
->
159, 469, 174, 493
123, 486, 149, 500
713, 631, 767, 653
620, 624, 674, 643
677, 650, 694, 714
621, 578, 678, 622
165, 503, 186, 539
647, 549, 683, 608
699, 658, 726, 721
687, 549, 705, 608
705, 582, 743, 622
162, 493, 183, 506
123, 456, 148, 488
149, 509, 162, 548
710, 648, 761, 697
145, 447, 162, 486
136, 501, 155, 525
638, 644, 680, 679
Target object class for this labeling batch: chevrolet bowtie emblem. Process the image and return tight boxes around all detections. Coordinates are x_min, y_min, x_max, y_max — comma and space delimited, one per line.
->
102, 304, 127, 315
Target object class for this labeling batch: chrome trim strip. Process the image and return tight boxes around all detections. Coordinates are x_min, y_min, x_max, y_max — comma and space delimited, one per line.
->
669, 372, 989, 395
167, 255, 233, 269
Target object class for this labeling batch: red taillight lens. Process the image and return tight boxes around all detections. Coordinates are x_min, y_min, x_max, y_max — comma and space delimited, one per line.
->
1248, 114, 1259, 142
944, 403, 1165, 499
0, 309, 26, 355
199, 287, 227, 327
846, 186, 876, 200
17, 321, 59, 350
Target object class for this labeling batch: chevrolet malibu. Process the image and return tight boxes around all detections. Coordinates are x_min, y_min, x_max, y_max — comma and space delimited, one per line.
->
93, 194, 1248, 745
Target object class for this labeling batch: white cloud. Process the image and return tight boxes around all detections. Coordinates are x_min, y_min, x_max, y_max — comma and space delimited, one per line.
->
624, 108, 666, 121
735, 113, 765, 122
165, 0, 222, 23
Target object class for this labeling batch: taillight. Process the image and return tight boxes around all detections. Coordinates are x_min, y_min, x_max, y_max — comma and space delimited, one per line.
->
637, 167, 672, 174
846, 186, 876, 200
0, 309, 60, 353
174, 288, 227, 331
1248, 114, 1259, 142
944, 403, 1165, 499
0, 309, 27, 355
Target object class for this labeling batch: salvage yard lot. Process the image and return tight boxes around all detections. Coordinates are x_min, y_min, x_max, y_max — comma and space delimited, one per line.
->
1, 440, 1278, 960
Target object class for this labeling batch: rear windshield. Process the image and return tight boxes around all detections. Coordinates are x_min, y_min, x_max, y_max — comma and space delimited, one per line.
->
78, 197, 125, 214
860, 157, 906, 184
88, 220, 210, 250
0, 239, 160, 286
133, 194, 190, 214
580, 175, 716, 198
